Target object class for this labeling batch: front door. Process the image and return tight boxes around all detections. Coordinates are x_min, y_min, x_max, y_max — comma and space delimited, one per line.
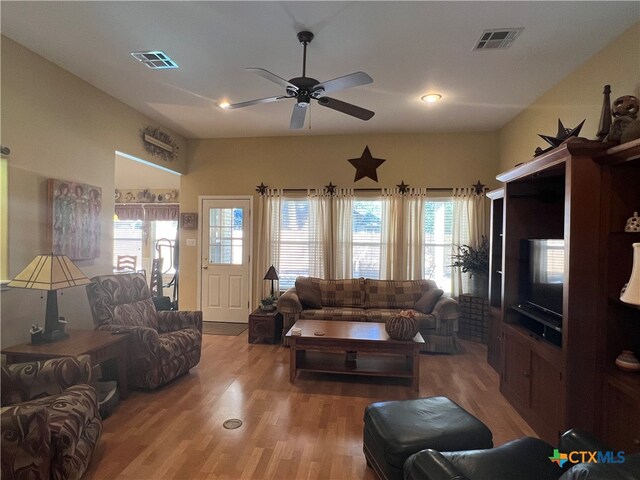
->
200, 197, 251, 323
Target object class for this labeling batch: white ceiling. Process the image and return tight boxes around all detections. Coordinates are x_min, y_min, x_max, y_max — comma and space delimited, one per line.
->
2, 1, 638, 139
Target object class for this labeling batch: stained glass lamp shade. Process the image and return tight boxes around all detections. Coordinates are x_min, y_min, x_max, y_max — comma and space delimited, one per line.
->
8, 253, 90, 343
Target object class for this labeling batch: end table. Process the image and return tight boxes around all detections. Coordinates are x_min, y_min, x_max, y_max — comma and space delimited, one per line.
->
248, 308, 283, 344
2, 329, 129, 399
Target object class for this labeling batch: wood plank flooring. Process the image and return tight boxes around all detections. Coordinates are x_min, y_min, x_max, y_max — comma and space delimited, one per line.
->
85, 335, 535, 480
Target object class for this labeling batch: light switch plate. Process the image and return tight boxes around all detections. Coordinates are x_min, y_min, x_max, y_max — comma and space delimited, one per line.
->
186, 238, 196, 247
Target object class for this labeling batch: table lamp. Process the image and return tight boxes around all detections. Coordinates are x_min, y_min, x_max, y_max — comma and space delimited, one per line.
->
620, 243, 640, 306
264, 265, 279, 297
8, 253, 91, 344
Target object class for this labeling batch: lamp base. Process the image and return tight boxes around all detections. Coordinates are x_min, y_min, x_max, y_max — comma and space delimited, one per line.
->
31, 329, 69, 345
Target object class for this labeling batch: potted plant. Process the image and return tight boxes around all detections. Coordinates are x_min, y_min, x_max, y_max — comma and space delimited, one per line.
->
260, 295, 277, 312
451, 236, 490, 297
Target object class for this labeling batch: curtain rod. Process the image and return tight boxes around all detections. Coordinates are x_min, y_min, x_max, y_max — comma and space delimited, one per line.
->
255, 180, 487, 195
275, 187, 454, 193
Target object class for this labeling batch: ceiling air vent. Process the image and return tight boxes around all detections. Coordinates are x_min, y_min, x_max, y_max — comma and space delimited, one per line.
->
474, 28, 523, 50
130, 51, 178, 69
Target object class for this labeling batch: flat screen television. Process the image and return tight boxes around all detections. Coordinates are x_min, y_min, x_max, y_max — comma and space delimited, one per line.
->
524, 239, 565, 318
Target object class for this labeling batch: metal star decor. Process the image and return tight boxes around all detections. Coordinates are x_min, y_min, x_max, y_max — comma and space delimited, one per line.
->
348, 146, 386, 182
397, 181, 410, 194
472, 181, 485, 195
255, 182, 268, 195
534, 119, 585, 156
324, 182, 337, 195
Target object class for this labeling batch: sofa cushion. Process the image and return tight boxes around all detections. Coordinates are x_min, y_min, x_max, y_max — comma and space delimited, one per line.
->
414, 288, 444, 314
317, 278, 365, 308
365, 279, 436, 309
295, 277, 322, 309
300, 308, 367, 322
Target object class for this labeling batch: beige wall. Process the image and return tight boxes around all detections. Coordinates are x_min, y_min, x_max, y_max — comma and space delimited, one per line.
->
180, 132, 500, 310
0, 36, 186, 347
498, 22, 640, 171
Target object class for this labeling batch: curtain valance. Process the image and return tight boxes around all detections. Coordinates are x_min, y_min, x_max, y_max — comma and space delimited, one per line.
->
115, 204, 179, 222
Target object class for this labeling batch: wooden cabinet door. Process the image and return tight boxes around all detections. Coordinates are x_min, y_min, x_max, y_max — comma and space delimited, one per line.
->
501, 326, 531, 410
602, 381, 640, 454
530, 347, 564, 443
487, 309, 502, 373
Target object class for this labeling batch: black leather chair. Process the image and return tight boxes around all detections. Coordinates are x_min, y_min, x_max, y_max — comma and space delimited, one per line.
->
403, 429, 640, 480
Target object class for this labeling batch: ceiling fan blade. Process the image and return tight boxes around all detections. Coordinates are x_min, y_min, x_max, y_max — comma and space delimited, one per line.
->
317, 97, 375, 121
246, 68, 297, 91
290, 104, 308, 129
314, 72, 373, 95
225, 95, 290, 109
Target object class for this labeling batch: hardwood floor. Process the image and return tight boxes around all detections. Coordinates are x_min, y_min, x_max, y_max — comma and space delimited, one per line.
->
85, 335, 535, 480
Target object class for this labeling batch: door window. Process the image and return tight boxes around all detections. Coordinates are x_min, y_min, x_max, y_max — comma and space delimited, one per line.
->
208, 208, 243, 265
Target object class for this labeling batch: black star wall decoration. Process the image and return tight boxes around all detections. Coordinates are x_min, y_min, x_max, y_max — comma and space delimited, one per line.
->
348, 146, 386, 182
255, 183, 268, 195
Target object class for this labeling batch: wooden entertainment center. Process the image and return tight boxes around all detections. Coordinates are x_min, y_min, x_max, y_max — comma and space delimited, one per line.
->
490, 138, 640, 451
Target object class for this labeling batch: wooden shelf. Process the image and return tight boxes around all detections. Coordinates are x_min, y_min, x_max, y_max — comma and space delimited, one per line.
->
296, 351, 413, 379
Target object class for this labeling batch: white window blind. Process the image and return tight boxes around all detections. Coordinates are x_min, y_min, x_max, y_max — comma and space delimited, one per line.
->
113, 220, 143, 270
277, 198, 311, 290
424, 199, 454, 294
352, 199, 382, 279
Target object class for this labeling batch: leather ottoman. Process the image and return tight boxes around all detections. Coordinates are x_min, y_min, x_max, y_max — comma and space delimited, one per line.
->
363, 396, 493, 480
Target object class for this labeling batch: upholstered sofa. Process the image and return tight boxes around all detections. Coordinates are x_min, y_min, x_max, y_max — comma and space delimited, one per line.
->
86, 273, 202, 390
1, 355, 102, 480
277, 277, 459, 353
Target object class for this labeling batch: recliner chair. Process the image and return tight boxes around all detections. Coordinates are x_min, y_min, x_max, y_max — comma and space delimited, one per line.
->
403, 429, 640, 480
86, 273, 202, 390
1, 355, 102, 480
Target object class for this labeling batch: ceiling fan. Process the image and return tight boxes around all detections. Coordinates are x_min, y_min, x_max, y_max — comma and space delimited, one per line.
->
222, 31, 375, 129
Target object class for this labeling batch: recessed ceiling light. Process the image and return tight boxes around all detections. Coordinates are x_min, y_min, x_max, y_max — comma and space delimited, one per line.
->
218, 102, 231, 109
421, 94, 442, 103
130, 51, 178, 69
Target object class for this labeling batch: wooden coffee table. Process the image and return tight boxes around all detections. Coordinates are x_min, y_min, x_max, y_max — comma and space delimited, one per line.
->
2, 329, 130, 399
285, 320, 424, 391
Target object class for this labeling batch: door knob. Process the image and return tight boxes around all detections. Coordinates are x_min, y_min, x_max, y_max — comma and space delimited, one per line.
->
202, 265, 208, 270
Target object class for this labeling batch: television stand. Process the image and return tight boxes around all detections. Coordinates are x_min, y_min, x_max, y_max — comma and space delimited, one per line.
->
511, 304, 562, 347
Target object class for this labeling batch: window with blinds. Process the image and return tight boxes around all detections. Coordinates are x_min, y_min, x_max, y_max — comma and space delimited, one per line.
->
277, 198, 312, 290
424, 199, 454, 294
353, 199, 382, 279
113, 220, 143, 270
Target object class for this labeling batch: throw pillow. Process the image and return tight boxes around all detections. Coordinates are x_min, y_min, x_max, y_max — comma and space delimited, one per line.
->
414, 288, 444, 314
295, 278, 322, 309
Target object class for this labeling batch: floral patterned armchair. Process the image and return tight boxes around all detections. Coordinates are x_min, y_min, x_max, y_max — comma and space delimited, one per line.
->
1, 355, 102, 480
85, 273, 202, 390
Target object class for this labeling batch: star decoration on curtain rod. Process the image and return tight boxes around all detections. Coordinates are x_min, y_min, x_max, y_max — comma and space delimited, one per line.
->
348, 146, 386, 183
397, 181, 410, 194
255, 183, 268, 195
324, 182, 337, 195
472, 181, 486, 195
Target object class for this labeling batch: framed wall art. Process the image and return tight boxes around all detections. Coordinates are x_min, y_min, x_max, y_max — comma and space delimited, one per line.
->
180, 212, 197, 229
48, 179, 102, 260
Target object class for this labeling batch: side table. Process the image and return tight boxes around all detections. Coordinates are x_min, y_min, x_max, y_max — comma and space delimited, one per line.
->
248, 308, 283, 344
2, 329, 129, 399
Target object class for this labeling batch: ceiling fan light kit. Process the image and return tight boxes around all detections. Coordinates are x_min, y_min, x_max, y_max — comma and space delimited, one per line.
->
421, 93, 443, 103
223, 31, 375, 129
